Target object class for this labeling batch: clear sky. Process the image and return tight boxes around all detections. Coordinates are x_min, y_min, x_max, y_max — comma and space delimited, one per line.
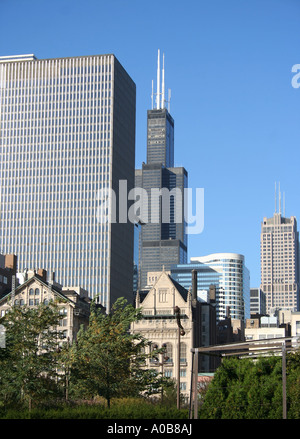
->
1, 0, 300, 288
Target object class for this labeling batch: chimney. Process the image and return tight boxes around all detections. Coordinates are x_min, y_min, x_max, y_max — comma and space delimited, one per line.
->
5, 254, 17, 273
37, 268, 47, 282
192, 269, 197, 304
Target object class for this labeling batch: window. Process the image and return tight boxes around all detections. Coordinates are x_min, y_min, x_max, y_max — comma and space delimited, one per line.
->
159, 289, 167, 303
180, 382, 187, 391
165, 343, 173, 363
29, 288, 34, 296
180, 343, 187, 363
35, 288, 40, 295
180, 369, 187, 377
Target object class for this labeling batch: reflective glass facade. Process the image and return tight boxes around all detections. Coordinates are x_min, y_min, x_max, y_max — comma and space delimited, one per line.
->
0, 54, 136, 310
172, 253, 250, 321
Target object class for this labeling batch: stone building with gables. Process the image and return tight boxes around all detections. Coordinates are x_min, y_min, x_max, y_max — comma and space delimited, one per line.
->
0, 268, 90, 344
131, 269, 216, 401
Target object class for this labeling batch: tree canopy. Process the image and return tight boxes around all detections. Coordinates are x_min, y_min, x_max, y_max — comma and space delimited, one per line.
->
199, 353, 300, 419
60, 297, 171, 407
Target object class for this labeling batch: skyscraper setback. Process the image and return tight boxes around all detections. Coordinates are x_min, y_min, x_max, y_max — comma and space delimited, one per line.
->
0, 54, 136, 311
260, 186, 299, 314
135, 51, 187, 289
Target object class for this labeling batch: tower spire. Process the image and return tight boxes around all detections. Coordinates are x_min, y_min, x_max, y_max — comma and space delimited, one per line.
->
279, 182, 281, 214
161, 52, 165, 109
156, 49, 160, 109
275, 182, 277, 214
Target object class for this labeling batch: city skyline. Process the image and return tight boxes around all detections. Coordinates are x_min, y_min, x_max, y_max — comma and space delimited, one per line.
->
1, 0, 300, 290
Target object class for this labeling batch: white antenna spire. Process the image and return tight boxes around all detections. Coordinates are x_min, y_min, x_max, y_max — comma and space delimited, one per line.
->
275, 182, 277, 214
157, 49, 160, 109
283, 191, 285, 217
161, 52, 165, 109
151, 79, 154, 109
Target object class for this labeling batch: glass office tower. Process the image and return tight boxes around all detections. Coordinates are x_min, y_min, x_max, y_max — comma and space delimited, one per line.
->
135, 52, 187, 289
0, 54, 136, 311
172, 253, 250, 321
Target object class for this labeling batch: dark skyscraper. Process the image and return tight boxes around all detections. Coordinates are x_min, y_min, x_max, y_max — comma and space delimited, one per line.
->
135, 51, 187, 289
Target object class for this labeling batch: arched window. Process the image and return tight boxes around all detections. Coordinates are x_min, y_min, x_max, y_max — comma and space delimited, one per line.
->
180, 342, 187, 363
165, 343, 173, 363
29, 288, 34, 296
20, 299, 25, 306
43, 298, 49, 305
35, 288, 40, 296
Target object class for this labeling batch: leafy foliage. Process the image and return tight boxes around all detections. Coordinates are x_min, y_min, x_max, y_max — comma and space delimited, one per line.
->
199, 353, 300, 419
63, 297, 172, 406
0, 302, 63, 408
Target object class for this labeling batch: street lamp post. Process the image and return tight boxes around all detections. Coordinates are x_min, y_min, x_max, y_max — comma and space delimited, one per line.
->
174, 305, 185, 410
152, 343, 169, 402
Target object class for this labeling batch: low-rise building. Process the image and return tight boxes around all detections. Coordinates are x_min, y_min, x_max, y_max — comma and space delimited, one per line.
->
0, 268, 90, 343
131, 269, 216, 401
245, 314, 287, 341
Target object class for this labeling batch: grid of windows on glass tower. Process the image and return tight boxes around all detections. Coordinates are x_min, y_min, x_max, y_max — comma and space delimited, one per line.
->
0, 54, 136, 311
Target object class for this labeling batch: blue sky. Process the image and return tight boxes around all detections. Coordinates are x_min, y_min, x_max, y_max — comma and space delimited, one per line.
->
1, 0, 300, 287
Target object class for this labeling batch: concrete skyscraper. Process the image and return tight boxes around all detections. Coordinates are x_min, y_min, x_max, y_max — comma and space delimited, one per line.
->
135, 50, 187, 289
260, 185, 299, 314
0, 54, 136, 311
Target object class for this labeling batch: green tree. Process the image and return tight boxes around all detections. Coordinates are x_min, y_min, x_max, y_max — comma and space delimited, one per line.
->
286, 350, 300, 418
199, 355, 286, 419
0, 302, 63, 409
68, 297, 170, 407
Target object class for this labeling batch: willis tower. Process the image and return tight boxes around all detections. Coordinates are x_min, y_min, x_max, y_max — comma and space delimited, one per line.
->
135, 50, 187, 289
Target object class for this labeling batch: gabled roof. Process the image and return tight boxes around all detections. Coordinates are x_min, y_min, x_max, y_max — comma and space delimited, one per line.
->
167, 275, 189, 301
138, 271, 190, 303
0, 274, 75, 306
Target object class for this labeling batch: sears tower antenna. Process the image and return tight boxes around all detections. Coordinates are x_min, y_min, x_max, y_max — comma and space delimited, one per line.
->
152, 49, 171, 112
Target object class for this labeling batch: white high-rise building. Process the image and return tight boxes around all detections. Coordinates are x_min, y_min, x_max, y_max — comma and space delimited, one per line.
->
260, 212, 299, 315
189, 253, 250, 321
0, 54, 136, 311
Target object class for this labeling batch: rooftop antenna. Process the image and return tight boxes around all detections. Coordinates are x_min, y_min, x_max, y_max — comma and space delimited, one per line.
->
283, 192, 285, 217
161, 52, 165, 109
275, 182, 277, 214
278, 182, 281, 214
151, 79, 154, 109
157, 49, 160, 109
